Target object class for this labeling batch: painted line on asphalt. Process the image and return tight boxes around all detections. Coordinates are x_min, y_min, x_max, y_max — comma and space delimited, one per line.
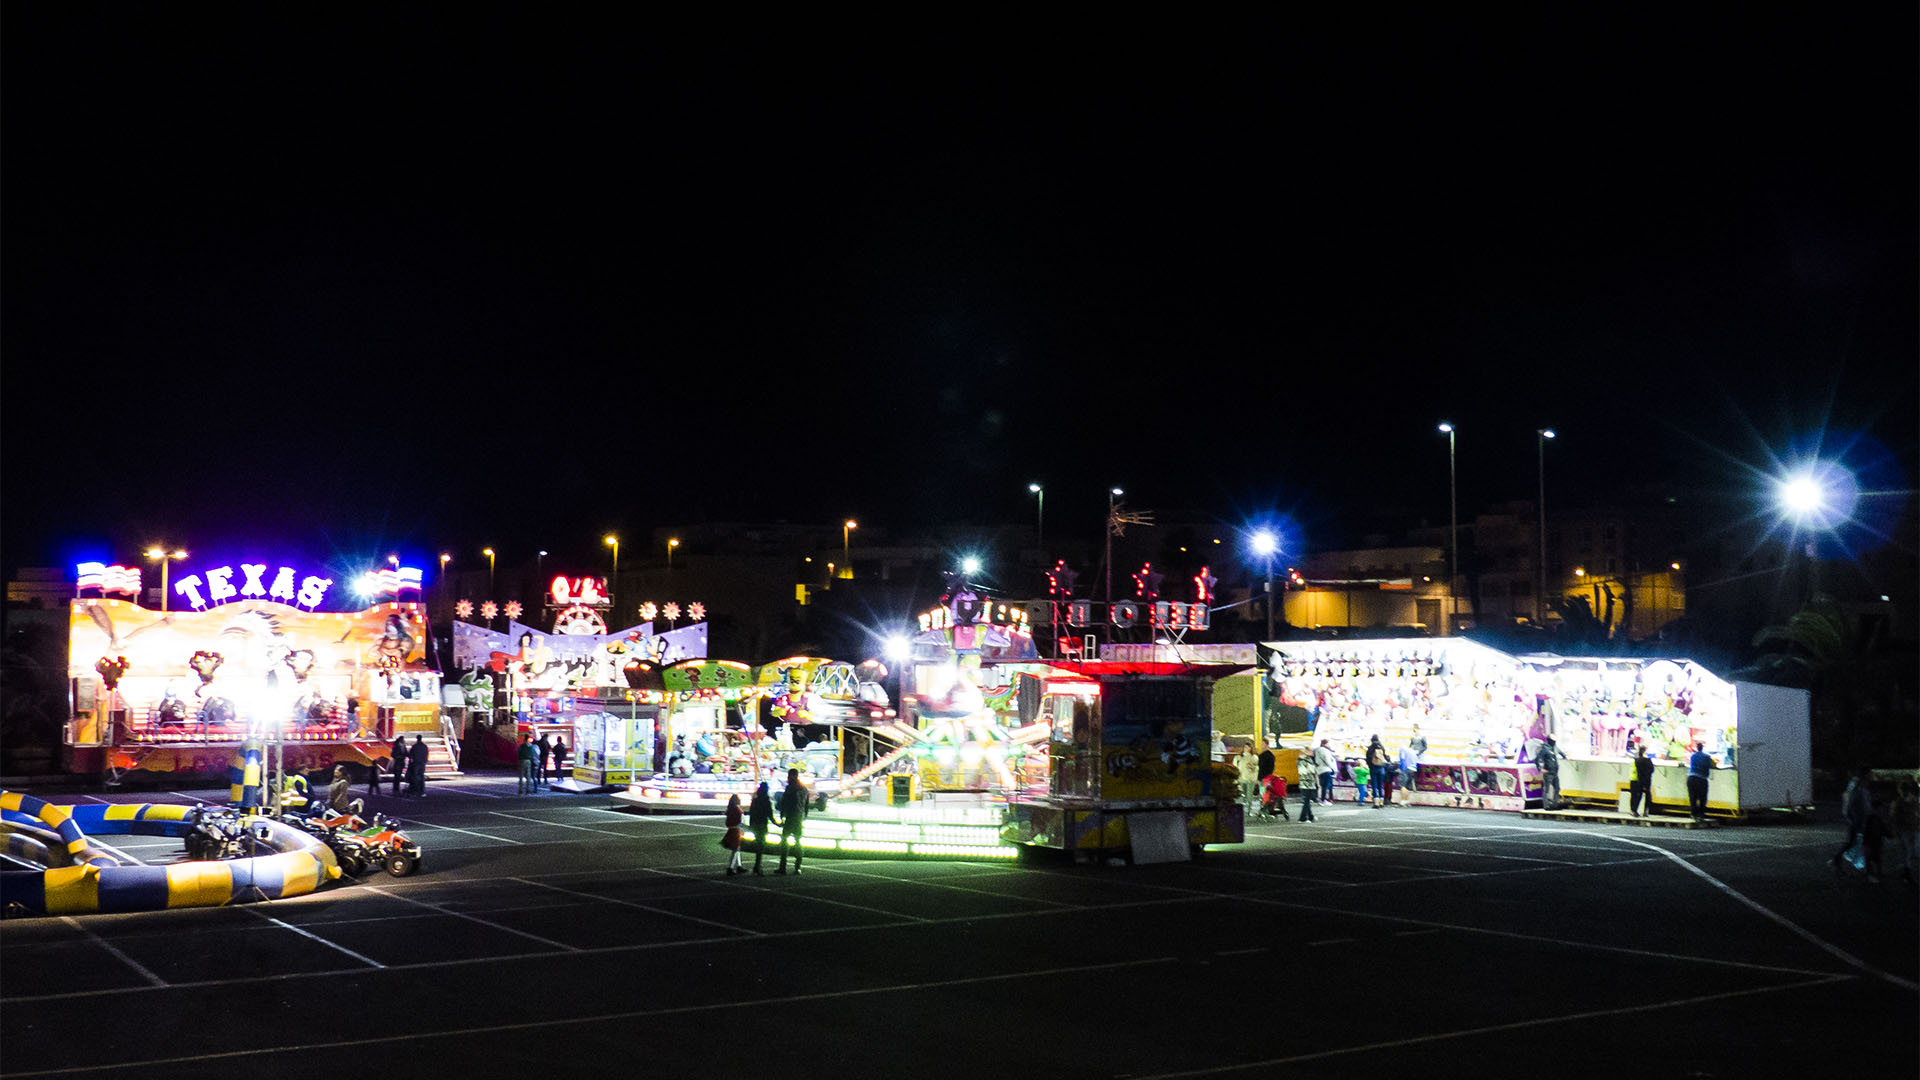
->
0, 956, 1182, 1077
1306, 937, 1354, 946
389, 818, 521, 844
1578, 829, 1920, 993
58, 917, 166, 988
633, 863, 935, 922
359, 886, 579, 952
237, 907, 386, 969
487, 810, 656, 837
1215, 947, 1266, 956
803, 862, 1081, 907
1125, 974, 1854, 1077
509, 876, 764, 937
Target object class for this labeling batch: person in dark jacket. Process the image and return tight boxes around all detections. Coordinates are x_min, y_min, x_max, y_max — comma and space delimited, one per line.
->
366, 753, 382, 799
748, 781, 775, 875
550, 737, 569, 785
516, 734, 538, 794
1629, 745, 1655, 817
1685, 742, 1713, 821
390, 736, 407, 796
776, 768, 808, 874
407, 735, 429, 797
534, 733, 552, 791
1537, 735, 1563, 810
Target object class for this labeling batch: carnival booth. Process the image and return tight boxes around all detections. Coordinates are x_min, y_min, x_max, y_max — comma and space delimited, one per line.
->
1259, 638, 1811, 816
65, 558, 437, 783
613, 657, 867, 811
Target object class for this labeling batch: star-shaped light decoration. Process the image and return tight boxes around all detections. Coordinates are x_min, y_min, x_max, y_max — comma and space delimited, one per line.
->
662, 602, 680, 622
455, 599, 473, 619
504, 601, 523, 620
639, 601, 658, 622
686, 602, 705, 621
481, 601, 499, 620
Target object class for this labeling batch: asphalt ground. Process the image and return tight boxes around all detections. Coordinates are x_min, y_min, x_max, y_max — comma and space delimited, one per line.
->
2, 774, 1914, 1079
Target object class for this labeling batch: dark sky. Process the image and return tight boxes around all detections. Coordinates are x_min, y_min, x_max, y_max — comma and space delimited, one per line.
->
4, 9, 1914, 579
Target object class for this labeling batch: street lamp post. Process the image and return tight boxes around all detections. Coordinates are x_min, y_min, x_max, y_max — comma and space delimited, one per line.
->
1437, 424, 1458, 634
1251, 530, 1279, 641
667, 537, 679, 571
1029, 483, 1044, 552
1536, 429, 1555, 624
1106, 487, 1123, 612
145, 547, 187, 611
537, 550, 547, 580
841, 521, 855, 579
604, 536, 619, 620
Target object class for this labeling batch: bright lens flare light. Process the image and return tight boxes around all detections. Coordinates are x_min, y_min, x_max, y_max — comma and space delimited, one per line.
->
1250, 530, 1279, 557
1779, 475, 1825, 517
961, 556, 982, 575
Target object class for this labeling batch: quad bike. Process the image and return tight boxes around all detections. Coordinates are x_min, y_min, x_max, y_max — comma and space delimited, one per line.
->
302, 804, 422, 877
181, 806, 252, 861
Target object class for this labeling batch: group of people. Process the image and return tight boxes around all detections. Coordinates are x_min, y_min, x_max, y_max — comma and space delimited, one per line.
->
720, 768, 811, 876
1233, 730, 1430, 824
369, 734, 430, 798
1833, 767, 1920, 885
516, 732, 570, 794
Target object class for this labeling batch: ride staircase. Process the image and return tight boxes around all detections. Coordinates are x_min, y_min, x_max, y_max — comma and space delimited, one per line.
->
423, 719, 462, 779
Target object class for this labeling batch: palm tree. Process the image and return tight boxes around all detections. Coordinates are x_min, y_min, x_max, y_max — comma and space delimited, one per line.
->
1748, 596, 1898, 767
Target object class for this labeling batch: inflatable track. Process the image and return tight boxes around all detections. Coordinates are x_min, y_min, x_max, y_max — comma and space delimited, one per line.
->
0, 792, 340, 916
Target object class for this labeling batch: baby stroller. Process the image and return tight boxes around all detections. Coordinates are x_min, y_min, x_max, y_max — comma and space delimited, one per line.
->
1257, 775, 1290, 821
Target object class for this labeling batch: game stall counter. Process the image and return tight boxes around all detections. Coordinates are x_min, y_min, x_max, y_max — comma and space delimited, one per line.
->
1258, 639, 1811, 816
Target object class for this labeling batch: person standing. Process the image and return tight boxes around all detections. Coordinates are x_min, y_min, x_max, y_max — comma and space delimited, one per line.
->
748, 781, 775, 875
1296, 749, 1318, 821
534, 733, 552, 792
407, 734, 429, 797
1351, 758, 1371, 808
1257, 744, 1276, 786
517, 733, 538, 794
1409, 724, 1429, 757
328, 765, 352, 813
551, 737, 569, 785
722, 794, 745, 876
1314, 739, 1337, 805
776, 768, 808, 874
390, 735, 406, 796
1234, 744, 1260, 810
1365, 736, 1388, 807
1537, 735, 1563, 811
366, 753, 382, 800
1685, 742, 1713, 821
1629, 744, 1655, 817
1395, 742, 1419, 806
1832, 766, 1872, 873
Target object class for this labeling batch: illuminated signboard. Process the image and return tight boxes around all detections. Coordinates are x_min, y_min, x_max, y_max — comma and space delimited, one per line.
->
166, 563, 335, 611
76, 563, 143, 597
356, 566, 424, 599
550, 576, 610, 607
1066, 599, 1210, 630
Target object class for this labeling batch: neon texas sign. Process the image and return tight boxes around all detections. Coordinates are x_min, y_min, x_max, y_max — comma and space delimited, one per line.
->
172, 562, 335, 611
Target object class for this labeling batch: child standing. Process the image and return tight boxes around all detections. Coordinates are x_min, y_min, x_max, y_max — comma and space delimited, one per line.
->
1351, 760, 1371, 807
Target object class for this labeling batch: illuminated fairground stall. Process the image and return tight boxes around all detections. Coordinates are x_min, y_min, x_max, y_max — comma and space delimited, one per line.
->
613, 656, 883, 810
65, 558, 441, 784
450, 588, 709, 788
1259, 638, 1811, 816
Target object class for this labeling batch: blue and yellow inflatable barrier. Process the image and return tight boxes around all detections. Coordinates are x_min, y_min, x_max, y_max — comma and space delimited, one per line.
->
0, 791, 340, 917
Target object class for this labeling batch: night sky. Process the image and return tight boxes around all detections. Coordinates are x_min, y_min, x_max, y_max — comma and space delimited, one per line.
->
4, 10, 1913, 580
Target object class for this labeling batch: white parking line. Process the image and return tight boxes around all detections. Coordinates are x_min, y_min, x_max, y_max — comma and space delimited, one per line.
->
1129, 974, 1853, 1076
59, 917, 166, 988
0, 956, 1183, 1077
360, 886, 578, 951
238, 907, 386, 969
510, 877, 763, 937
390, 818, 521, 844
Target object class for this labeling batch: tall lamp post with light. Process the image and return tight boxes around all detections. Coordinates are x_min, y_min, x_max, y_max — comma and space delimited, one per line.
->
604, 535, 619, 621
667, 537, 679, 571
1106, 487, 1123, 610
1250, 529, 1279, 641
1437, 423, 1458, 633
145, 547, 188, 611
1778, 468, 1850, 602
1536, 428, 1555, 624
1029, 483, 1044, 552
840, 522, 855, 579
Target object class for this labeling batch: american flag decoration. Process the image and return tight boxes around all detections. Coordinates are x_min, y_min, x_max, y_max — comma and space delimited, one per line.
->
360, 566, 424, 597
686, 602, 705, 621
77, 562, 143, 597
455, 599, 474, 619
